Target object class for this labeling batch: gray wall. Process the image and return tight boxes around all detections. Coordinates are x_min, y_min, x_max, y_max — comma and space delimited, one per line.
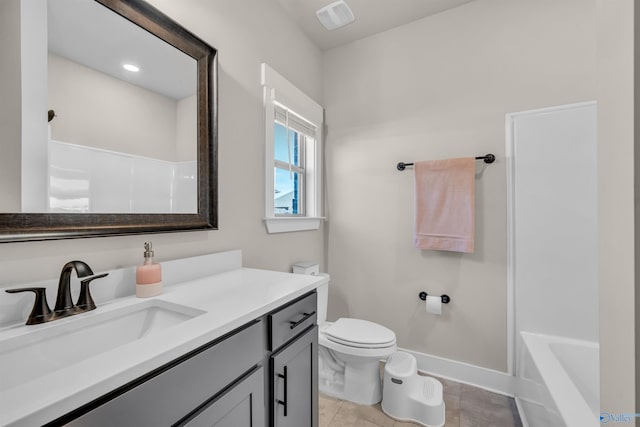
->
323, 0, 596, 372
48, 53, 182, 161
0, 0, 325, 287
596, 0, 637, 416
0, 0, 22, 212
1, 0, 637, 412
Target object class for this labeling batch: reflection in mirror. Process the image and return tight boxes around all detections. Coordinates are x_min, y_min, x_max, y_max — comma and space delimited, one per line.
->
0, 0, 217, 241
29, 0, 197, 214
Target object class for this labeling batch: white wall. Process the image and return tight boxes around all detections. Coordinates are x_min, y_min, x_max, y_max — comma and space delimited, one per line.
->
509, 103, 598, 344
0, 0, 324, 292
323, 0, 596, 372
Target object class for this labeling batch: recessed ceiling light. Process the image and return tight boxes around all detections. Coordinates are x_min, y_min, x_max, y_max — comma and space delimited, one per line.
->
123, 63, 140, 72
316, 0, 355, 31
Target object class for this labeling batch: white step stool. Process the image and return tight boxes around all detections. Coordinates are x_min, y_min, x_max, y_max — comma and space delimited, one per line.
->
381, 351, 445, 427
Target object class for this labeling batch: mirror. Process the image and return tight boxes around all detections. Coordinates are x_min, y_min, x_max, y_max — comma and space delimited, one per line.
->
0, 0, 217, 242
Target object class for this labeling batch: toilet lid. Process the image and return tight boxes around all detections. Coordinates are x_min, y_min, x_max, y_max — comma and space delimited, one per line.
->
324, 318, 396, 349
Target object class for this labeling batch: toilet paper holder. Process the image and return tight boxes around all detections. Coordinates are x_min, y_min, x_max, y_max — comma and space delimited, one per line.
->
418, 292, 450, 304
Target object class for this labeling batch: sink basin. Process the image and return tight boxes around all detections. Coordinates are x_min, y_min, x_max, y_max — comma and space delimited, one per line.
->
0, 299, 205, 391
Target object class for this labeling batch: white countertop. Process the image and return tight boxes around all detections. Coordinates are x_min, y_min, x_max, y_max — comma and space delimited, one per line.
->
0, 266, 327, 427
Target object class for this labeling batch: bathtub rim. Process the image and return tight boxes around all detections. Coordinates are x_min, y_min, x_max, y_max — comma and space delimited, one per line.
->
519, 331, 599, 427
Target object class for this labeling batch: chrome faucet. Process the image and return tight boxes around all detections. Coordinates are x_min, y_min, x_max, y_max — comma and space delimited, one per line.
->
5, 260, 108, 325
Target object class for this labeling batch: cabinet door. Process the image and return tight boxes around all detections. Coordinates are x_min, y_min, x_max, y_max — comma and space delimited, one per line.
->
181, 366, 265, 427
271, 326, 318, 427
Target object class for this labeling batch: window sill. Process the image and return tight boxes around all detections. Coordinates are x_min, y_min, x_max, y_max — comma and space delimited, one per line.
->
264, 217, 325, 234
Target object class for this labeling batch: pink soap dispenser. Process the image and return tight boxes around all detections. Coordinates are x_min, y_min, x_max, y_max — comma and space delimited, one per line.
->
136, 242, 162, 298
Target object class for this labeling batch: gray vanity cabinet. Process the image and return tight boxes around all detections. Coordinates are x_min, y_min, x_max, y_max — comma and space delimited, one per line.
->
47, 290, 319, 427
182, 366, 265, 427
55, 321, 265, 427
271, 326, 318, 427
268, 292, 318, 427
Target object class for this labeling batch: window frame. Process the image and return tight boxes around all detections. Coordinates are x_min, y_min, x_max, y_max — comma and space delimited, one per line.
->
262, 63, 324, 233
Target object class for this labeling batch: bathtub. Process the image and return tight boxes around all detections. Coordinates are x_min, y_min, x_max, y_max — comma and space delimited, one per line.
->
516, 332, 599, 427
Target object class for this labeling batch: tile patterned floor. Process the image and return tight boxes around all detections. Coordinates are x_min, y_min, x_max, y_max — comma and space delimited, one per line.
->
319, 376, 522, 427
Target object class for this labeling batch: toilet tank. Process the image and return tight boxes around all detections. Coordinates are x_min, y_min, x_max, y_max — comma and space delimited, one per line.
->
316, 277, 329, 325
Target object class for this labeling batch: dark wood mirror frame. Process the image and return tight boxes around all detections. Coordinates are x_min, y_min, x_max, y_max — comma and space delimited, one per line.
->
0, 0, 218, 243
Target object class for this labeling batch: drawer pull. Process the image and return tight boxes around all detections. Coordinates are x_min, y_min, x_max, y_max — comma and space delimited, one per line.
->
289, 311, 315, 329
277, 366, 288, 416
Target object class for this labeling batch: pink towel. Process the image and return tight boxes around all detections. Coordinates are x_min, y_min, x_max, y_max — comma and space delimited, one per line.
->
414, 157, 475, 253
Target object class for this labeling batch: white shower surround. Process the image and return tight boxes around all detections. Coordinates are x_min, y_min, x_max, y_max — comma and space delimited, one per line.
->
47, 140, 196, 213
506, 102, 599, 426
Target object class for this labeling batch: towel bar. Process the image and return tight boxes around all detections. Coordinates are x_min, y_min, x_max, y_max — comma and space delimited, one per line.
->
397, 154, 495, 171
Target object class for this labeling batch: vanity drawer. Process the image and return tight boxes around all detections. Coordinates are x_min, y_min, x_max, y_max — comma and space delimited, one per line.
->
269, 291, 317, 351
62, 320, 264, 426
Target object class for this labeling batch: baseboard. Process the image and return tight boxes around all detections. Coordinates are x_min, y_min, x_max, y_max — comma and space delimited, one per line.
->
397, 348, 516, 397
514, 397, 531, 427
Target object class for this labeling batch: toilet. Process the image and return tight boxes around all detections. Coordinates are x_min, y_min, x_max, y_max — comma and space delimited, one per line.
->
316, 281, 397, 405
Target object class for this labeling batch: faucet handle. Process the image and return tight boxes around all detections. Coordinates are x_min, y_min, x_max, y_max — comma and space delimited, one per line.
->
76, 273, 109, 312
5, 287, 53, 325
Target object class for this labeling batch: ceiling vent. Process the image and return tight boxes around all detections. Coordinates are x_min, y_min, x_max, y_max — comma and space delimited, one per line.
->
316, 0, 355, 31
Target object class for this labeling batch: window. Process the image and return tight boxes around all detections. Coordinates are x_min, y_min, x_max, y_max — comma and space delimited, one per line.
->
262, 63, 324, 233
274, 121, 304, 215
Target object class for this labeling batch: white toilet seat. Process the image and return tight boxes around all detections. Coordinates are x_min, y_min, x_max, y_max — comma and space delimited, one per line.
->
324, 318, 396, 347
327, 335, 395, 348
319, 318, 397, 358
